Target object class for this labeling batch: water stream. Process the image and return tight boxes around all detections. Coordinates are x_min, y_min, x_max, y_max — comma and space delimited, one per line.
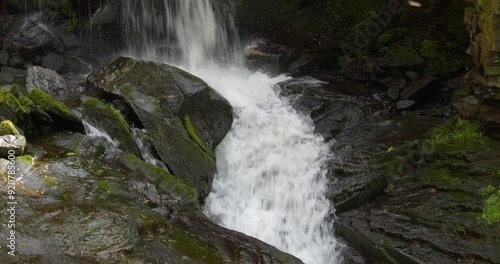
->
121, 0, 342, 263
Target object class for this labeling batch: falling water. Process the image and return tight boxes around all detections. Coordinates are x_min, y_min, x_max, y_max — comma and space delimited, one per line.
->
121, 0, 342, 263
82, 121, 119, 148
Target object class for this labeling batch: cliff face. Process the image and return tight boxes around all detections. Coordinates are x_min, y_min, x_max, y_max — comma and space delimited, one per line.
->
464, 0, 500, 87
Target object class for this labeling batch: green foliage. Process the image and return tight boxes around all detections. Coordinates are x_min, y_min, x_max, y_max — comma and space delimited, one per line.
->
482, 185, 497, 196
482, 190, 500, 225
65, 13, 78, 33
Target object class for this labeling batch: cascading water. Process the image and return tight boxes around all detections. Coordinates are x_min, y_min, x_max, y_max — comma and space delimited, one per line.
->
121, 1, 342, 263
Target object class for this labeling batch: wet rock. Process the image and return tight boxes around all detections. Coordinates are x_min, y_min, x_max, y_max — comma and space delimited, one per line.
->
0, 134, 26, 157
80, 97, 141, 157
0, 89, 28, 124
95, 57, 233, 200
0, 71, 14, 84
0, 120, 20, 136
7, 53, 24, 68
61, 34, 81, 50
387, 85, 400, 101
453, 95, 480, 118
28, 88, 83, 132
405, 71, 420, 81
0, 131, 301, 263
60, 55, 92, 75
381, 48, 425, 69
12, 24, 54, 58
396, 99, 416, 110
245, 46, 282, 75
0, 50, 10, 66
336, 118, 500, 263
400, 77, 441, 105
25, 66, 71, 95
41, 52, 65, 72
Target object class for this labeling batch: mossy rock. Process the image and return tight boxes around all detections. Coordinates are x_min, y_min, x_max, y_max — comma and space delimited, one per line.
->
0, 89, 28, 124
419, 40, 466, 77
384, 47, 425, 68
81, 97, 140, 156
28, 88, 82, 132
119, 153, 199, 211
0, 120, 20, 136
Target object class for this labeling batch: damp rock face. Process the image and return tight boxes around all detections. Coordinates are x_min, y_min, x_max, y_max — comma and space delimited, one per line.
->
94, 57, 233, 200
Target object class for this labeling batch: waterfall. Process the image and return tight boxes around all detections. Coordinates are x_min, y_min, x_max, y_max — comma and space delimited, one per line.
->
121, 1, 342, 263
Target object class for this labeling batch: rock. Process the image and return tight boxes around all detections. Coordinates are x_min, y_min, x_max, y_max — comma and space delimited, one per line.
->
28, 88, 83, 132
0, 71, 14, 84
60, 55, 92, 75
0, 50, 10, 66
61, 34, 81, 50
382, 48, 425, 69
41, 52, 65, 72
400, 77, 441, 105
25, 66, 71, 95
0, 130, 302, 263
80, 97, 141, 157
453, 95, 480, 118
0, 134, 26, 158
0, 120, 20, 135
0, 89, 27, 124
7, 53, 24, 68
12, 24, 54, 58
387, 85, 400, 101
245, 46, 282, 75
396, 99, 416, 110
336, 118, 500, 263
95, 57, 233, 200
405, 71, 420, 81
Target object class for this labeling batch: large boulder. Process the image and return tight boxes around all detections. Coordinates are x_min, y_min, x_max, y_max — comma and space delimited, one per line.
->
0, 134, 26, 158
12, 24, 54, 58
0, 131, 302, 263
94, 57, 233, 200
80, 97, 141, 157
25, 66, 72, 95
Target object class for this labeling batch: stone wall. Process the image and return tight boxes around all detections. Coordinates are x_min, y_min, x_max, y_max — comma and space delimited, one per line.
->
464, 0, 500, 87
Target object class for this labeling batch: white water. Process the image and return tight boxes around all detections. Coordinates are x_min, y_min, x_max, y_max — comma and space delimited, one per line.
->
121, 1, 342, 263
82, 120, 119, 148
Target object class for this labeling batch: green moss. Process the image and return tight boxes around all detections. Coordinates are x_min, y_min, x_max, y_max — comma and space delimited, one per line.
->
0, 120, 20, 136
0, 89, 27, 122
28, 88, 74, 118
96, 180, 111, 193
416, 167, 463, 189
82, 97, 139, 155
16, 155, 33, 166
183, 115, 213, 158
419, 40, 466, 76
94, 144, 106, 158
482, 191, 500, 225
122, 154, 199, 210
429, 117, 484, 144
163, 225, 226, 264
482, 185, 497, 196
385, 48, 424, 67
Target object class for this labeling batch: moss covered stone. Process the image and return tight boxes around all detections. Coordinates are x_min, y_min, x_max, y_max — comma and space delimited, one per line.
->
0, 120, 20, 136
419, 40, 466, 77
0, 90, 27, 123
384, 48, 425, 68
120, 154, 199, 211
28, 88, 75, 120
183, 115, 214, 161
81, 97, 140, 156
